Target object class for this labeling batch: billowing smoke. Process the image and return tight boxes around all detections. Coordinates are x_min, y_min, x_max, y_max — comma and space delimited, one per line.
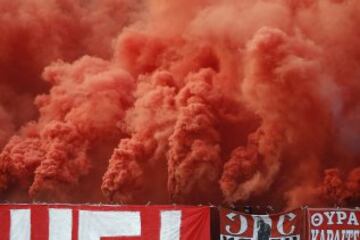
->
0, 0, 359, 208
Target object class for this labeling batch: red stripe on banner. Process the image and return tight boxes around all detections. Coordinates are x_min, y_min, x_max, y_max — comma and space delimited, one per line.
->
0, 207, 10, 240
72, 208, 79, 240
31, 205, 49, 240
180, 207, 210, 240
143, 206, 160, 240
101, 237, 142, 240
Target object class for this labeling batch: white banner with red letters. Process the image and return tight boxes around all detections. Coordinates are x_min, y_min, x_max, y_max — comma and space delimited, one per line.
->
0, 204, 210, 240
220, 208, 304, 240
308, 208, 360, 240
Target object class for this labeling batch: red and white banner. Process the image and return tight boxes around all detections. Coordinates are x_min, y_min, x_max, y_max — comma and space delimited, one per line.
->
0, 204, 210, 240
220, 208, 304, 240
308, 208, 360, 240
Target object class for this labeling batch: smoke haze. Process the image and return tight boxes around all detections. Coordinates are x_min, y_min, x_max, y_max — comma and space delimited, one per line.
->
0, 0, 359, 209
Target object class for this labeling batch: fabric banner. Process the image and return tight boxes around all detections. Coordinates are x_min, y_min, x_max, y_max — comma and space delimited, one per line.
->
220, 208, 304, 240
308, 208, 360, 240
0, 204, 210, 240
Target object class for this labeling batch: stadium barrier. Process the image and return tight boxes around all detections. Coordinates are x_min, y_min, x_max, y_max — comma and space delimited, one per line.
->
0, 204, 358, 239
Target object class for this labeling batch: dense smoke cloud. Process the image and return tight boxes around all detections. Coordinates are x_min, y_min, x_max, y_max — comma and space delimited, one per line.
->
0, 0, 359, 208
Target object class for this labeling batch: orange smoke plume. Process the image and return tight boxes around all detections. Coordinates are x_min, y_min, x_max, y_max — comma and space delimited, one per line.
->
0, 0, 359, 208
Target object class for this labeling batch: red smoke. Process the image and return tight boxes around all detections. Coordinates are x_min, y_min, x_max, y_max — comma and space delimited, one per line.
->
0, 0, 359, 208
